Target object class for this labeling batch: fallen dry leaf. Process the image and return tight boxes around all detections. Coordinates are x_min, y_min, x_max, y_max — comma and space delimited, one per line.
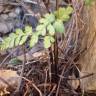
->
68, 74, 80, 90
0, 69, 19, 95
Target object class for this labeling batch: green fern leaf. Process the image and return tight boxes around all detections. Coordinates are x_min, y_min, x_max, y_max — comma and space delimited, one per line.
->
15, 35, 22, 46
19, 35, 28, 45
30, 34, 38, 47
16, 29, 24, 35
9, 33, 17, 48
47, 24, 55, 36
53, 20, 65, 33
44, 36, 51, 48
36, 25, 44, 31
44, 13, 55, 23
41, 28, 46, 36
44, 36, 54, 48
55, 7, 73, 22
24, 25, 32, 35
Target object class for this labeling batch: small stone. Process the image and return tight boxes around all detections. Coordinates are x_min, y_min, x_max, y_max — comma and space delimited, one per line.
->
1, 14, 8, 20
0, 5, 4, 13
9, 12, 17, 18
7, 22, 14, 31
0, 23, 9, 34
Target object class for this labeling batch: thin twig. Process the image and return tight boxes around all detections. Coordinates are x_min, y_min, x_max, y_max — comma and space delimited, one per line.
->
16, 45, 26, 92
32, 83, 43, 96
17, 76, 43, 96
56, 65, 66, 96
48, 84, 57, 96
44, 68, 48, 95
0, 50, 16, 68
52, 72, 94, 80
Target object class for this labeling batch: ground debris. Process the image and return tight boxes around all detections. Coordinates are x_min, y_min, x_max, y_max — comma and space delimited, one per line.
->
0, 69, 19, 95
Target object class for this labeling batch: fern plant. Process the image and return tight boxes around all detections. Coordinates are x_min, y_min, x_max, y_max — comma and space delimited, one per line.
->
0, 6, 73, 50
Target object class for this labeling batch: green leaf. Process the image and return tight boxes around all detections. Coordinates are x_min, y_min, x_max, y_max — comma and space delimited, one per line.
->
34, 31, 41, 36
55, 7, 73, 21
9, 33, 17, 48
9, 38, 15, 48
25, 25, 32, 35
30, 34, 38, 47
55, 8, 66, 20
47, 24, 55, 36
6, 39, 10, 48
66, 6, 73, 15
19, 35, 28, 45
39, 18, 45, 23
44, 36, 51, 48
0, 44, 5, 50
41, 28, 46, 36
16, 29, 23, 35
39, 18, 49, 26
44, 13, 55, 23
43, 20, 49, 26
36, 25, 44, 31
36, 24, 47, 36
50, 36, 55, 43
9, 33, 16, 38
53, 20, 65, 33
3, 37, 11, 49
44, 36, 54, 48
15, 35, 22, 46
39, 18, 47, 24
62, 15, 70, 22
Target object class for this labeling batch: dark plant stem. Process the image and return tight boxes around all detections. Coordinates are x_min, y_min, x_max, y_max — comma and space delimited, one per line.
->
56, 0, 59, 10
51, 0, 59, 84
16, 45, 26, 94
0, 49, 17, 68
43, 0, 55, 85
42, 0, 50, 12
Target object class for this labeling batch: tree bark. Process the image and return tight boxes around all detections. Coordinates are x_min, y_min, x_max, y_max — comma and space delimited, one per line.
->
78, 1, 96, 92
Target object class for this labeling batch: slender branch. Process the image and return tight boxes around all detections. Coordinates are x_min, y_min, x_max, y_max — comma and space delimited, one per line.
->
44, 68, 48, 95
18, 76, 43, 96
61, 73, 94, 80
16, 45, 26, 92
32, 83, 43, 96
48, 85, 57, 96
0, 50, 16, 68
